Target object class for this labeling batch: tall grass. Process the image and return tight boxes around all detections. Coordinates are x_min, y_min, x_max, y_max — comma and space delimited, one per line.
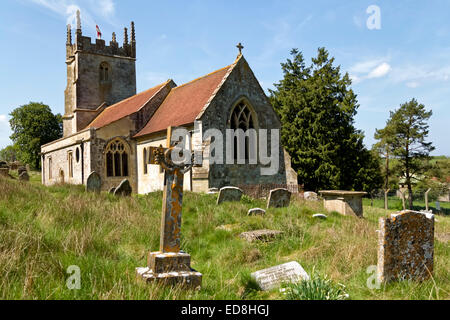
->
0, 174, 449, 300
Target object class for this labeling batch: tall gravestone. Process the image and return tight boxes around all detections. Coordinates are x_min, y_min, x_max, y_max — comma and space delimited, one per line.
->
267, 188, 291, 208
86, 171, 101, 193
377, 210, 434, 282
217, 187, 243, 205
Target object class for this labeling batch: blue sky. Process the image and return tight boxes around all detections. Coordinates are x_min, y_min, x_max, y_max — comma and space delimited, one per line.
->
0, 0, 449, 155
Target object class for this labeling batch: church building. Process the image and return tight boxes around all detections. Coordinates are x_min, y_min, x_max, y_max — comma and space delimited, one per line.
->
40, 15, 297, 194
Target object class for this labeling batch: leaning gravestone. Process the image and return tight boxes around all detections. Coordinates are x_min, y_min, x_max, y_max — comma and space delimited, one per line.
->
267, 188, 291, 208
86, 171, 101, 193
217, 186, 243, 204
18, 171, 30, 181
251, 261, 310, 291
114, 179, 132, 196
377, 210, 434, 283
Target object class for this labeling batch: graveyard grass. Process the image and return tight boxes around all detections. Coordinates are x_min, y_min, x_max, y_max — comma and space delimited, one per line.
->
0, 173, 449, 300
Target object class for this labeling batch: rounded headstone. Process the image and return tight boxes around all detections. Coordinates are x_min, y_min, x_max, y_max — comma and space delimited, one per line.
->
114, 179, 132, 196
267, 188, 291, 208
248, 208, 266, 216
86, 171, 102, 193
18, 166, 27, 175
312, 214, 327, 220
304, 191, 318, 201
217, 186, 243, 204
18, 171, 30, 182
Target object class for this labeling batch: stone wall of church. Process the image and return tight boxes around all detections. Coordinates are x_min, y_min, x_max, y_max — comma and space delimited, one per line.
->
91, 122, 138, 193
198, 57, 288, 189
41, 129, 93, 186
75, 52, 136, 111
136, 133, 193, 195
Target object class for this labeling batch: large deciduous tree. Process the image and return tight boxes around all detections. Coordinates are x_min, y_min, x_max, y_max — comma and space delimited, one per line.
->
9, 102, 62, 169
388, 99, 434, 209
270, 48, 382, 192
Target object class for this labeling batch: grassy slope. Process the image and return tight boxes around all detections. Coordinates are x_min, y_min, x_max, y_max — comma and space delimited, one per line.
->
0, 172, 449, 300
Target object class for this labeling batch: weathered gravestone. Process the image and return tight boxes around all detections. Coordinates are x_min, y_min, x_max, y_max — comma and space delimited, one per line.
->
108, 187, 116, 194
136, 127, 202, 288
18, 171, 30, 181
86, 171, 101, 193
304, 191, 318, 201
377, 210, 434, 283
217, 186, 243, 205
114, 179, 132, 196
267, 188, 291, 209
240, 229, 283, 243
248, 208, 266, 216
251, 261, 310, 291
18, 166, 27, 176
312, 213, 327, 220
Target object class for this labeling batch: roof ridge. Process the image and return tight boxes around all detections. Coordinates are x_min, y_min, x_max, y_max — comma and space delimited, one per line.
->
172, 64, 233, 91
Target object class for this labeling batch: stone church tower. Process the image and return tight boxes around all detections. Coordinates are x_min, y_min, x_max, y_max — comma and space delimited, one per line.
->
63, 11, 137, 137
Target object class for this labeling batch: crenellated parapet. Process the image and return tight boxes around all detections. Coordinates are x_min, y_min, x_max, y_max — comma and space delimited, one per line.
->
66, 10, 136, 59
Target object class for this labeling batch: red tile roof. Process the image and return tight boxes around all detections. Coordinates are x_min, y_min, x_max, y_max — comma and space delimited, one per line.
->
87, 81, 168, 129
134, 65, 231, 137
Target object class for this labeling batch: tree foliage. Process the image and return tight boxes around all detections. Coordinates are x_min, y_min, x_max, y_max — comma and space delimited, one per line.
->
0, 144, 19, 163
9, 102, 62, 169
270, 48, 382, 192
387, 98, 434, 209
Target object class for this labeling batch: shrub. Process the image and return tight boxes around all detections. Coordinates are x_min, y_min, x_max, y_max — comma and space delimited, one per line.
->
282, 274, 349, 300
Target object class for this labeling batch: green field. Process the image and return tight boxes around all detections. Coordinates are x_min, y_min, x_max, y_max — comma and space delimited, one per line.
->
0, 172, 449, 300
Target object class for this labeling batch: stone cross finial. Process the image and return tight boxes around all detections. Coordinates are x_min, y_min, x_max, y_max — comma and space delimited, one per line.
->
236, 42, 244, 55
76, 10, 81, 30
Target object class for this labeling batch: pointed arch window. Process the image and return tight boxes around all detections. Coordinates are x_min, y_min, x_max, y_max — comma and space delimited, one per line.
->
105, 138, 129, 177
99, 62, 110, 83
230, 101, 257, 161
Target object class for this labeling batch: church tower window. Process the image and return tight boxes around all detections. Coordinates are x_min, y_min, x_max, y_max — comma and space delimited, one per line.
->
99, 62, 110, 83
105, 138, 129, 177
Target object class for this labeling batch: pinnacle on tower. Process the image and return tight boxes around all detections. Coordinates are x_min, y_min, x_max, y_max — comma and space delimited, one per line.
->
112, 32, 117, 43
124, 27, 129, 45
76, 10, 81, 32
66, 24, 72, 45
131, 22, 135, 43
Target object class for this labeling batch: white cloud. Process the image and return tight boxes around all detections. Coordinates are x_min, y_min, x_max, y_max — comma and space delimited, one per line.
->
367, 62, 391, 79
30, 0, 115, 31
349, 59, 391, 84
0, 115, 7, 123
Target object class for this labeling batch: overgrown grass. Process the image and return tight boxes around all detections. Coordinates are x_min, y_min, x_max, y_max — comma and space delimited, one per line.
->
0, 174, 449, 300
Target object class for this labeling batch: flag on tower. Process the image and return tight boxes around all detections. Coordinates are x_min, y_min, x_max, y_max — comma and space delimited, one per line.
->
96, 25, 102, 39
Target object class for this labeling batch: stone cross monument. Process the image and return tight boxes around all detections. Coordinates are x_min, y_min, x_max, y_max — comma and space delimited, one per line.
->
136, 127, 202, 288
